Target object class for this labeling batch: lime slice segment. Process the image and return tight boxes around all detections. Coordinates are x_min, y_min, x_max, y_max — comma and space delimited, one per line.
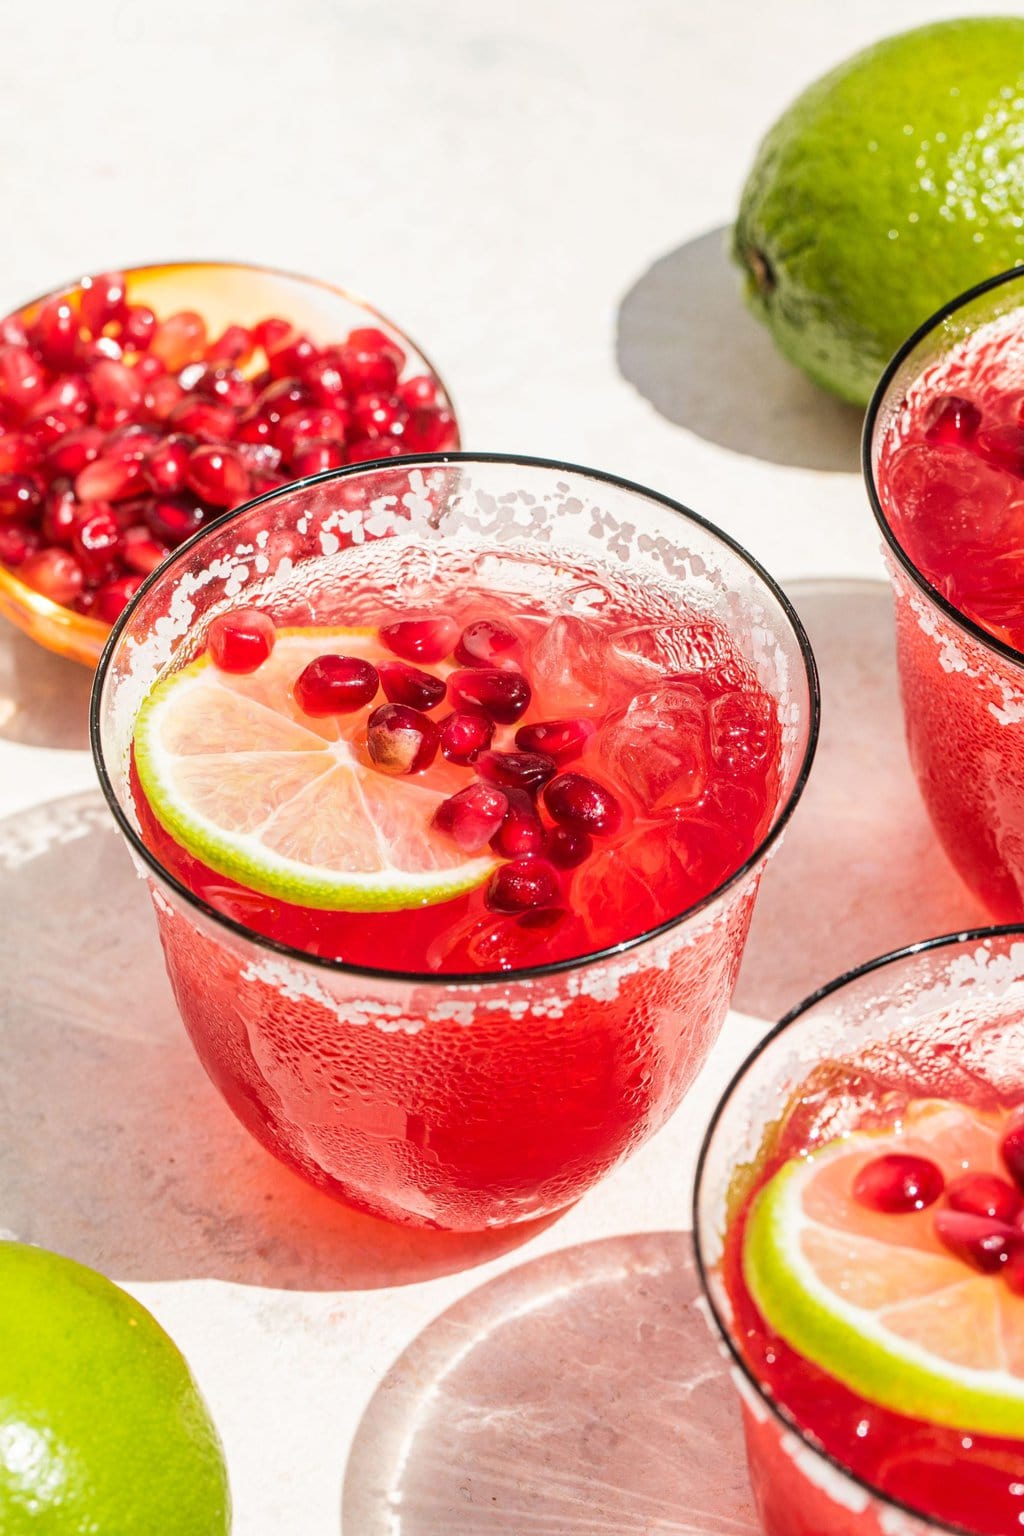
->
743, 1099, 1024, 1436
133, 627, 496, 912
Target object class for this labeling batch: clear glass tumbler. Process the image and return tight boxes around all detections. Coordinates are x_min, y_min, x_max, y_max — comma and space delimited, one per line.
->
866, 268, 1024, 920
695, 926, 1024, 1536
92, 455, 818, 1230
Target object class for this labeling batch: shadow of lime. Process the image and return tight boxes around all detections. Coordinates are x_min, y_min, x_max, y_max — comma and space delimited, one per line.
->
342, 1230, 756, 1534
0, 790, 558, 1288
616, 227, 863, 472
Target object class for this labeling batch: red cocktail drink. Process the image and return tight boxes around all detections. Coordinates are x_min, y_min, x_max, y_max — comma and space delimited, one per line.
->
696, 929, 1024, 1536
93, 457, 817, 1229
869, 271, 1024, 918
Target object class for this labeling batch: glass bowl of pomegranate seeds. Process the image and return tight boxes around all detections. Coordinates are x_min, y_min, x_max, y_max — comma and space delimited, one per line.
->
0, 260, 459, 666
92, 454, 818, 1229
866, 266, 1024, 922
696, 926, 1024, 1536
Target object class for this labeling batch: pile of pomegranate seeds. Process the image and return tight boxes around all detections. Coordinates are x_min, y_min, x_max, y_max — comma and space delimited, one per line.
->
0, 271, 458, 623
853, 1121, 1024, 1292
209, 607, 624, 921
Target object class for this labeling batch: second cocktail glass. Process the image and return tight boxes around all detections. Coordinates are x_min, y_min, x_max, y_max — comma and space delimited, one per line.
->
91, 456, 817, 1229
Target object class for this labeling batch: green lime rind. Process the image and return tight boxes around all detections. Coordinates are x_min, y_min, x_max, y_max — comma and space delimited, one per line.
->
133, 664, 496, 915
734, 16, 1024, 405
744, 1143, 1024, 1439
0, 1241, 229, 1535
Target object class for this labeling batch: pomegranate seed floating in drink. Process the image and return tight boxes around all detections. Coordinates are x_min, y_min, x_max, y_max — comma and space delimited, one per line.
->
0, 263, 460, 653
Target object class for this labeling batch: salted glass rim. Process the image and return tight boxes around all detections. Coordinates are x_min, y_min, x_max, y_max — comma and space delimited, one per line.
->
863, 263, 1024, 673
692, 923, 1024, 1536
89, 452, 820, 988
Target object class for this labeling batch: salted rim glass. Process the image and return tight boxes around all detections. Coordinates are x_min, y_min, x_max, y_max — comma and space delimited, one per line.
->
693, 923, 1024, 1536
89, 452, 820, 986
863, 264, 1024, 672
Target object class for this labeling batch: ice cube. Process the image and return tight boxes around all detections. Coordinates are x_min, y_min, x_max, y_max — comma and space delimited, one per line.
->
710, 690, 774, 773
601, 684, 709, 813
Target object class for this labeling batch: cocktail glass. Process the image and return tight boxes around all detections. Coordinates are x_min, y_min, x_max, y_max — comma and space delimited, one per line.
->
695, 925, 1024, 1536
866, 268, 1024, 919
92, 454, 818, 1230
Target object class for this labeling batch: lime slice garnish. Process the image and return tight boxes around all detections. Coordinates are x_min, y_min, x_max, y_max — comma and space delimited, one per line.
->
133, 627, 496, 912
743, 1099, 1024, 1437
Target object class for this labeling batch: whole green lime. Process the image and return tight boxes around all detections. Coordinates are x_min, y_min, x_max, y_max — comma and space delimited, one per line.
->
0, 1242, 231, 1533
734, 17, 1024, 404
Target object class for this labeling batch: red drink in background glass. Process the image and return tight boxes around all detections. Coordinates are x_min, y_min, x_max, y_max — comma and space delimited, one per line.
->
869, 271, 1024, 919
93, 457, 818, 1230
696, 929, 1024, 1536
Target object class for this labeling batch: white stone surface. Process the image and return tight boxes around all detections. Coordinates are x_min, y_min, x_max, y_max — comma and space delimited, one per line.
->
0, 1, 1007, 1530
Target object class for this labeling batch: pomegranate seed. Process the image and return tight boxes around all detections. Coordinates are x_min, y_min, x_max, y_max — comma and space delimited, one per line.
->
491, 787, 545, 858
544, 772, 622, 836
105, 424, 163, 460
934, 1209, 1022, 1272
28, 298, 79, 369
438, 710, 493, 765
366, 703, 439, 775
515, 717, 595, 763
27, 410, 75, 449
80, 334, 124, 366
134, 354, 166, 384
336, 330, 404, 395
0, 522, 40, 565
185, 444, 249, 507
398, 375, 443, 412
43, 426, 102, 479
121, 304, 157, 352
250, 470, 287, 497
947, 1173, 1022, 1224
345, 438, 404, 464
1001, 1120, 1024, 1190
403, 407, 459, 453
432, 782, 508, 853
267, 333, 316, 380
0, 314, 28, 348
852, 1153, 945, 1214
75, 455, 143, 503
448, 667, 532, 724
123, 526, 170, 574
19, 547, 85, 605
33, 373, 92, 423
79, 271, 127, 334
0, 473, 42, 519
143, 434, 192, 495
151, 311, 207, 371
88, 359, 144, 427
454, 619, 520, 668
1005, 1249, 1024, 1295
478, 749, 557, 792
352, 392, 407, 440
41, 481, 77, 544
207, 608, 276, 673
94, 574, 144, 624
0, 346, 46, 414
485, 856, 561, 914
294, 654, 379, 715
545, 824, 593, 869
145, 375, 185, 421
275, 405, 348, 458
72, 507, 122, 579
207, 325, 254, 366
378, 661, 447, 711
379, 615, 459, 664
143, 496, 206, 546
194, 367, 254, 412
303, 355, 347, 406
254, 317, 293, 352
0, 429, 41, 473
235, 414, 274, 446
291, 439, 346, 476
169, 398, 236, 443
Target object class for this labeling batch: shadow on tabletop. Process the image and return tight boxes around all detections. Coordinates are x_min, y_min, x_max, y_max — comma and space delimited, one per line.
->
0, 790, 558, 1289
615, 225, 863, 472
341, 1230, 756, 1535
0, 625, 93, 750
734, 577, 988, 1021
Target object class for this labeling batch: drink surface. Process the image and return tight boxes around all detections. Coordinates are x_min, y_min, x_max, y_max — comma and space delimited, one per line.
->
724, 1060, 1024, 1534
878, 308, 1024, 653
131, 546, 782, 975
